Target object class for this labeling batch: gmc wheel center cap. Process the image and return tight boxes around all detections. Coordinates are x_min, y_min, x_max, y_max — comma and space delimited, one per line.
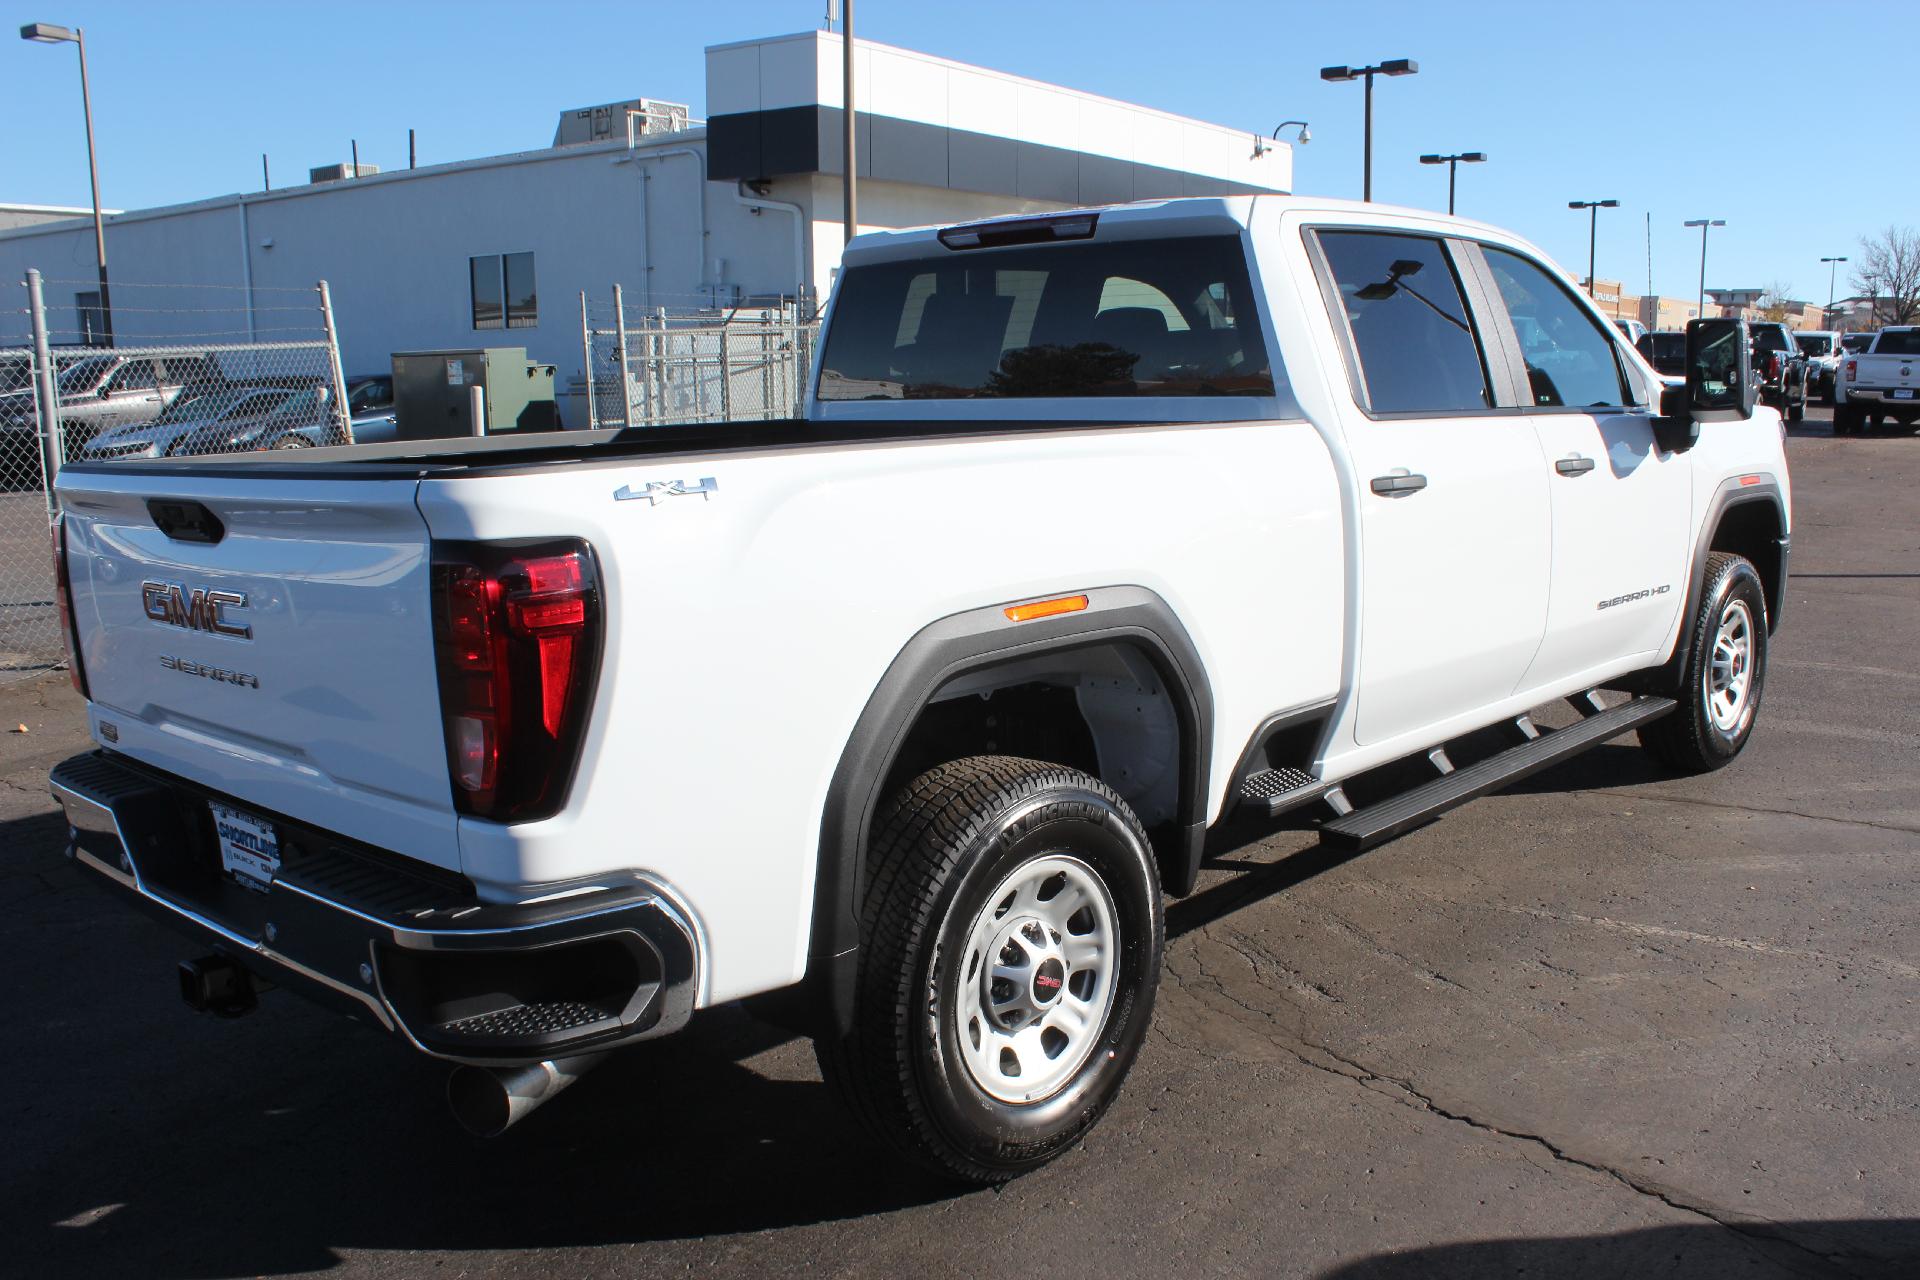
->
1032, 957, 1066, 1004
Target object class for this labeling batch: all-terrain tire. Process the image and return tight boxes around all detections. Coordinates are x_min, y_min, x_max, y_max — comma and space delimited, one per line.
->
816, 756, 1164, 1184
1639, 552, 1768, 774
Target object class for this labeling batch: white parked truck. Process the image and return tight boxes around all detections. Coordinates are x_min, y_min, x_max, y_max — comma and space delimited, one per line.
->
47, 197, 1790, 1183
1834, 326, 1920, 434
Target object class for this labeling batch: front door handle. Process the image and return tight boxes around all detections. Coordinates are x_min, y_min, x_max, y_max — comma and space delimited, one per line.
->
1370, 471, 1428, 496
1555, 455, 1596, 476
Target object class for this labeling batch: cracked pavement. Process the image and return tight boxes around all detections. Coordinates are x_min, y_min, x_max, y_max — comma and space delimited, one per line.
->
2, 413, 1916, 1278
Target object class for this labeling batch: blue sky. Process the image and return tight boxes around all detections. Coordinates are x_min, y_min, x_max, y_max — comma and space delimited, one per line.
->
4, 0, 1894, 307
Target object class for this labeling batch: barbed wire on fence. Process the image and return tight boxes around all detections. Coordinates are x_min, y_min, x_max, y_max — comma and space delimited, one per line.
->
0, 276, 353, 674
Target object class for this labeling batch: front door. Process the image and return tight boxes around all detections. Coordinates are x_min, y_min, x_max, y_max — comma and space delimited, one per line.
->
1475, 245, 1692, 688
1314, 230, 1552, 747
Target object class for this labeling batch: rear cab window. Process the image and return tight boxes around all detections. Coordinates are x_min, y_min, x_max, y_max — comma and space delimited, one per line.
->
816, 235, 1279, 406
1872, 330, 1920, 356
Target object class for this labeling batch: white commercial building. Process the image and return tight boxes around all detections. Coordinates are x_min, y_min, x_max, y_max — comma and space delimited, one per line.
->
0, 30, 1289, 395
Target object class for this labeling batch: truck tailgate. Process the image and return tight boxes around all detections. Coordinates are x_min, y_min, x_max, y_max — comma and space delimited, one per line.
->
58, 469, 461, 872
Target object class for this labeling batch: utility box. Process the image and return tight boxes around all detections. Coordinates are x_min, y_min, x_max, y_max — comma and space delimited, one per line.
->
389, 347, 560, 440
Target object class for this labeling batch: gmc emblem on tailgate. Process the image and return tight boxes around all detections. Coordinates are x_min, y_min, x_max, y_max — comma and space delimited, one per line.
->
141, 581, 252, 639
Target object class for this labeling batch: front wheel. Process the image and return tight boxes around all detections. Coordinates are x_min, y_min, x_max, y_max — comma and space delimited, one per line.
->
1640, 552, 1768, 774
817, 756, 1164, 1184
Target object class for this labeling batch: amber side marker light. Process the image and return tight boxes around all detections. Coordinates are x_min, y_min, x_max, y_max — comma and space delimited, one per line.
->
1004, 594, 1090, 623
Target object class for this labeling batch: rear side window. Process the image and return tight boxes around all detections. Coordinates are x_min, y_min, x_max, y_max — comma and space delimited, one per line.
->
816, 235, 1275, 400
1317, 231, 1489, 414
1873, 330, 1920, 355
1482, 247, 1631, 408
106, 359, 157, 392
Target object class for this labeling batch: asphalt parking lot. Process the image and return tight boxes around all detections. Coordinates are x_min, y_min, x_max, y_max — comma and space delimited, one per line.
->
2, 407, 1916, 1279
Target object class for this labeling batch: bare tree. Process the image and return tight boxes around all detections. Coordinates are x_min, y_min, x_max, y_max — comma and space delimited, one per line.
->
1758, 280, 1796, 324
1853, 226, 1920, 326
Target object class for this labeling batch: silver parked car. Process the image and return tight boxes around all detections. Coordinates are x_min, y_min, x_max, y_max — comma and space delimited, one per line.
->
170, 383, 346, 455
81, 386, 298, 460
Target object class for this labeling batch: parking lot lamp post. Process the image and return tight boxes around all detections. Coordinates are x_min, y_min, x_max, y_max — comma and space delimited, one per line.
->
20, 21, 111, 346
1321, 60, 1418, 202
1685, 218, 1726, 320
1420, 151, 1485, 216
1569, 200, 1620, 298
1821, 255, 1848, 326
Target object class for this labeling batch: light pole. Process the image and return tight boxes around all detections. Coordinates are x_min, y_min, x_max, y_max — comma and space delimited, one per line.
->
1568, 199, 1620, 298
1320, 59, 1418, 202
1419, 151, 1485, 216
21, 21, 111, 346
1684, 218, 1726, 320
1821, 255, 1848, 327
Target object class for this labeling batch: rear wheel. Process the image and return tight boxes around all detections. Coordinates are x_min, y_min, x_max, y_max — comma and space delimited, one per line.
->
817, 756, 1164, 1184
1787, 380, 1806, 422
270, 435, 311, 450
1834, 404, 1861, 435
1640, 552, 1768, 774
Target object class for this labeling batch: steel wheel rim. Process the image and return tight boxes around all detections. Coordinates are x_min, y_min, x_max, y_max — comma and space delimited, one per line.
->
1704, 598, 1755, 735
951, 853, 1119, 1105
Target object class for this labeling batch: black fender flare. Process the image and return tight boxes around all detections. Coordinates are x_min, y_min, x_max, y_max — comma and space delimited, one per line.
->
807, 586, 1212, 1033
1628, 476, 1788, 695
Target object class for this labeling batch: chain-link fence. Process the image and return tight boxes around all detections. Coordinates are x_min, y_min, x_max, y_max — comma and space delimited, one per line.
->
579, 291, 818, 428
0, 272, 349, 676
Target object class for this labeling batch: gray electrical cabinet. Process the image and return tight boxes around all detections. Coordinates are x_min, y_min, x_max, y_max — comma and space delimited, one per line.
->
390, 347, 560, 440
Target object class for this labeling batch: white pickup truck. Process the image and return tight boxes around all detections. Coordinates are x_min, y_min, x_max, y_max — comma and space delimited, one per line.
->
1834, 325, 1920, 434
46, 196, 1790, 1184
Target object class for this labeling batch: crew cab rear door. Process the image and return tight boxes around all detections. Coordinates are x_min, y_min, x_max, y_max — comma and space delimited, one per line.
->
1310, 228, 1551, 747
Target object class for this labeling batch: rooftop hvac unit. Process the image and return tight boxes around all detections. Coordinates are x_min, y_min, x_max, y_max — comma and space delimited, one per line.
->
552, 98, 691, 148
309, 162, 380, 183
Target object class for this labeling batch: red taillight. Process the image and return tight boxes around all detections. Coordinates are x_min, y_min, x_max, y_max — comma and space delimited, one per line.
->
1845, 359, 1857, 383
1766, 354, 1782, 380
49, 518, 89, 698
430, 541, 600, 822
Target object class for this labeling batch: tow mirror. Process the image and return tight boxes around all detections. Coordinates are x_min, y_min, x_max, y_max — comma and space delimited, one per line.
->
1685, 317, 1756, 423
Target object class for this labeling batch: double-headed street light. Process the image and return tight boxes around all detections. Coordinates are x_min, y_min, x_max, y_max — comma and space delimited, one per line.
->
1321, 59, 1418, 202
1568, 199, 1620, 299
1419, 151, 1485, 216
1685, 218, 1727, 320
20, 21, 111, 346
1821, 255, 1849, 325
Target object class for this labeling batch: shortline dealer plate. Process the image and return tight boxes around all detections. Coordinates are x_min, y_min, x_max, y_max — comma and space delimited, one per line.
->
210, 801, 280, 892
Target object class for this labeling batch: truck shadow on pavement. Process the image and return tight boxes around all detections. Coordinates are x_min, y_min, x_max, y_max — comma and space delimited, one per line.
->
1323, 1220, 1920, 1279
1, 803, 958, 1279
1175, 739, 1667, 940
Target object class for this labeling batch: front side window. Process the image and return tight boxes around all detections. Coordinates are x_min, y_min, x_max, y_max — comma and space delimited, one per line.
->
817, 235, 1275, 401
106, 359, 157, 392
1483, 246, 1630, 408
1317, 231, 1489, 414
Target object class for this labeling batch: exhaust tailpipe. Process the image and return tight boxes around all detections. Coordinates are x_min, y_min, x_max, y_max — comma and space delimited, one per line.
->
447, 1052, 608, 1138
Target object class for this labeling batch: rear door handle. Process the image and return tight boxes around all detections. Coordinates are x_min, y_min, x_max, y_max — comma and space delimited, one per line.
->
1370, 471, 1428, 496
1555, 455, 1596, 476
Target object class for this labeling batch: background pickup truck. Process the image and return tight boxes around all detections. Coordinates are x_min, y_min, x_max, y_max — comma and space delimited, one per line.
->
45, 196, 1790, 1184
1834, 326, 1920, 434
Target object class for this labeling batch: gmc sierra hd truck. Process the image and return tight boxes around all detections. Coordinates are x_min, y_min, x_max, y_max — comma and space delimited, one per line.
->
46, 196, 1790, 1185
1834, 325, 1920, 434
